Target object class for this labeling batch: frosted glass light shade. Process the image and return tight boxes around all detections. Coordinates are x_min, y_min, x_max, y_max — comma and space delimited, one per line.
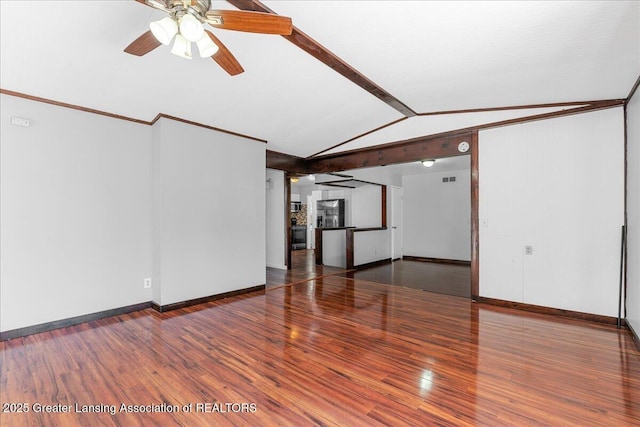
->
422, 159, 435, 167
179, 14, 204, 42
150, 17, 178, 45
196, 33, 219, 57
170, 33, 192, 59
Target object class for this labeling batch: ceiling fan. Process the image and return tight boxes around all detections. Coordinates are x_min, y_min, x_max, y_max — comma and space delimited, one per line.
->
125, 0, 292, 75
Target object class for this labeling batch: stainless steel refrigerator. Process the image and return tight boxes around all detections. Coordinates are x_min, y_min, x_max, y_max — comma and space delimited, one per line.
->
316, 199, 345, 228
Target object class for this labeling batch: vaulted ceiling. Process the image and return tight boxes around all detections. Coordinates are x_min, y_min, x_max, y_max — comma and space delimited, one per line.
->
1, 1, 638, 159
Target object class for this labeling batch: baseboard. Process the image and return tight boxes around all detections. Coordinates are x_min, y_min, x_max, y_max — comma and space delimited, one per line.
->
0, 302, 152, 342
354, 258, 392, 270
402, 256, 471, 266
151, 284, 265, 313
476, 296, 621, 325
266, 263, 287, 270
627, 321, 640, 352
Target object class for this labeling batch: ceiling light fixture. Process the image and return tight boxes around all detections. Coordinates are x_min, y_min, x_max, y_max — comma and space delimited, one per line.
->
196, 33, 219, 57
422, 159, 436, 168
179, 13, 205, 42
290, 177, 299, 183
171, 33, 192, 59
150, 16, 178, 45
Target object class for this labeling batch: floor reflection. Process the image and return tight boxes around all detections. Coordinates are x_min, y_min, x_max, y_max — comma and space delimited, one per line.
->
264, 272, 640, 425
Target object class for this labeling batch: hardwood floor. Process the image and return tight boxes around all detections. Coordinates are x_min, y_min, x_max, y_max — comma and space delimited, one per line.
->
343, 259, 471, 297
2, 274, 639, 426
266, 249, 346, 289
269, 250, 471, 298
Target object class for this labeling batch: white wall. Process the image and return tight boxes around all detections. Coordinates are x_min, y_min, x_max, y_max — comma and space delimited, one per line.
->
479, 108, 625, 316
626, 89, 640, 335
322, 229, 346, 268
402, 170, 471, 261
152, 118, 265, 306
266, 169, 286, 269
0, 94, 152, 331
351, 185, 382, 228
354, 230, 391, 266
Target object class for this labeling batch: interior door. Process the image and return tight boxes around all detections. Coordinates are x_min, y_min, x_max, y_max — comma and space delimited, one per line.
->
391, 186, 403, 260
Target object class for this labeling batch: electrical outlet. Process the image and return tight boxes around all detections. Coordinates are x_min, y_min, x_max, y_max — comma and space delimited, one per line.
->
525, 246, 533, 255
144, 278, 152, 289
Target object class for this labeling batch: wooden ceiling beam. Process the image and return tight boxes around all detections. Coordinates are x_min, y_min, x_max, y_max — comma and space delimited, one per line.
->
227, 0, 417, 117
266, 100, 625, 174
266, 150, 308, 173
306, 132, 472, 174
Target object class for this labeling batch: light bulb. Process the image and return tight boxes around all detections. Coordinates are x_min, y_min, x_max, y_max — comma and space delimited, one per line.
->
179, 14, 204, 42
150, 17, 178, 45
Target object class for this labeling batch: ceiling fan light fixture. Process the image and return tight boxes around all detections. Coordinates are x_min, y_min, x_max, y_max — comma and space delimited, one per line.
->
179, 13, 205, 42
196, 33, 219, 58
170, 33, 192, 59
150, 16, 178, 45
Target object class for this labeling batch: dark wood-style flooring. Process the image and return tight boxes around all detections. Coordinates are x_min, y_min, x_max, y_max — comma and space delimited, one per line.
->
2, 252, 640, 426
269, 250, 470, 297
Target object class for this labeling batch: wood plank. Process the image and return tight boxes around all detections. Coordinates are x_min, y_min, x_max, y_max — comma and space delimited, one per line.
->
470, 130, 479, 300
307, 132, 472, 174
1, 275, 639, 426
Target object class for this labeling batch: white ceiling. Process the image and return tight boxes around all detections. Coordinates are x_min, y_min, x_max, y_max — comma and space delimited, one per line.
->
1, 1, 638, 159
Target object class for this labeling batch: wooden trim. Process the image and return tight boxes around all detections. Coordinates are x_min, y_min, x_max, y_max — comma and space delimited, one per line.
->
285, 173, 292, 270
414, 100, 603, 117
0, 302, 152, 341
0, 88, 151, 125
347, 227, 389, 269
267, 150, 307, 173
402, 256, 471, 266
308, 118, 408, 158
266, 101, 626, 175
283, 27, 417, 117
470, 131, 479, 301
476, 297, 623, 326
354, 258, 392, 270
151, 285, 265, 313
0, 88, 267, 144
628, 321, 640, 352
352, 227, 388, 232
151, 113, 267, 143
463, 99, 624, 134
315, 228, 323, 265
346, 228, 355, 269
316, 178, 382, 188
381, 185, 387, 228
626, 75, 640, 105
306, 101, 623, 160
226, 0, 416, 118
307, 132, 472, 173
303, 100, 623, 173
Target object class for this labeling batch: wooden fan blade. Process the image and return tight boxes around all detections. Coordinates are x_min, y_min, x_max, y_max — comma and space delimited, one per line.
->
124, 30, 162, 56
205, 10, 292, 35
204, 30, 244, 76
